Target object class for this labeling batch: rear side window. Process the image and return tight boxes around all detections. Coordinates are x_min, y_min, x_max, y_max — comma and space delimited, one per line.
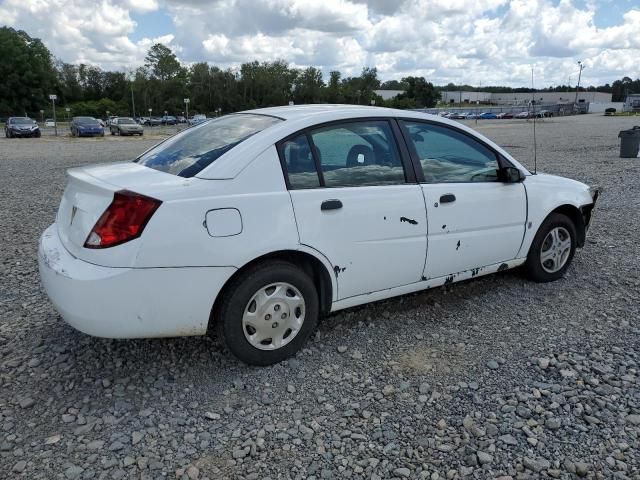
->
311, 121, 406, 187
281, 134, 321, 189
137, 114, 282, 177
280, 120, 407, 189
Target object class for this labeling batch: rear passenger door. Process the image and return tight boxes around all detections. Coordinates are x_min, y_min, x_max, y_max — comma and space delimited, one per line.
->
279, 119, 427, 300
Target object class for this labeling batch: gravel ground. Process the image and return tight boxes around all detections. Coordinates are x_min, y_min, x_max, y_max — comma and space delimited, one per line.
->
1, 114, 639, 480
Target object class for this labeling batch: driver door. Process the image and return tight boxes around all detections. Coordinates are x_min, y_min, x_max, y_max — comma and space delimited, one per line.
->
400, 120, 527, 280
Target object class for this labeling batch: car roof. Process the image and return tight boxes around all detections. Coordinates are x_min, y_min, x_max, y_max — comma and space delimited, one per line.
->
242, 104, 413, 121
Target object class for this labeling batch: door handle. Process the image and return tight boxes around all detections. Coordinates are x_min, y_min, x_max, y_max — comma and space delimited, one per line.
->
321, 199, 343, 211
439, 194, 456, 204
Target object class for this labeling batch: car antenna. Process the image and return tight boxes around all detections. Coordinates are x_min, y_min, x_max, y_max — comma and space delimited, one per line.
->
531, 67, 537, 174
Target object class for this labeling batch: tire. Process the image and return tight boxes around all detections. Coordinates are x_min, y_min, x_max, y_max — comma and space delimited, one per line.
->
525, 213, 577, 283
35, 131, 41, 138
216, 261, 319, 366
6, 130, 11, 138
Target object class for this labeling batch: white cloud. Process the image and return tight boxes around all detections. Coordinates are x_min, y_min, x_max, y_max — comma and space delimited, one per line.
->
0, 0, 638, 85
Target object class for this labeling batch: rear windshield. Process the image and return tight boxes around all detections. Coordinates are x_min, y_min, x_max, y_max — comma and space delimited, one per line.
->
136, 114, 282, 177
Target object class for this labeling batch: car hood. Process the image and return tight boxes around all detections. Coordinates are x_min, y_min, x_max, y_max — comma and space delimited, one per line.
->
526, 173, 593, 201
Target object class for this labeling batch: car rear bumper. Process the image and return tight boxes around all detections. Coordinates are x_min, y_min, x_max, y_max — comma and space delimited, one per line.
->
38, 224, 236, 338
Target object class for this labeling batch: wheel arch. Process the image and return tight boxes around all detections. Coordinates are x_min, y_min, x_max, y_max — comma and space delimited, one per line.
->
208, 249, 335, 333
549, 204, 586, 248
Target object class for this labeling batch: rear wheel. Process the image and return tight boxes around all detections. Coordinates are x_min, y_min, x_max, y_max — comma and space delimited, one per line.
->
216, 261, 319, 365
525, 213, 576, 282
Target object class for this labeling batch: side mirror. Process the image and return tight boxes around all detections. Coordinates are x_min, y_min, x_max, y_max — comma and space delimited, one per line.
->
499, 166, 525, 183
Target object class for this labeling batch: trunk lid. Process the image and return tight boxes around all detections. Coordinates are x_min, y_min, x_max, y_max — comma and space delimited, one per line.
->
56, 162, 185, 267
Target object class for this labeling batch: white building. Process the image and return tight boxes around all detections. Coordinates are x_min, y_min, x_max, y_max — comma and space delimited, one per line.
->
624, 94, 640, 112
440, 91, 492, 104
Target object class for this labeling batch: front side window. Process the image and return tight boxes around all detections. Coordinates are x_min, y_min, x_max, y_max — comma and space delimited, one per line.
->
309, 120, 406, 187
402, 121, 499, 183
137, 114, 282, 177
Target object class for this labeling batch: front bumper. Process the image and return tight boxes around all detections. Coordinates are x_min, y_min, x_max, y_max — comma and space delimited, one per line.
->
38, 224, 236, 338
77, 130, 103, 137
10, 129, 38, 137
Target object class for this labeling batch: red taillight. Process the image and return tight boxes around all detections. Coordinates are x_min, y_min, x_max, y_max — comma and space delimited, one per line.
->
84, 190, 162, 249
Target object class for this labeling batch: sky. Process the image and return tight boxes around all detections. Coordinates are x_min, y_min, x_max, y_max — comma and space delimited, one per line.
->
0, 0, 638, 87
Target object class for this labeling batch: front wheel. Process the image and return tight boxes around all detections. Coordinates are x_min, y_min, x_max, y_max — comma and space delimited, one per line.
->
525, 213, 576, 282
216, 261, 319, 366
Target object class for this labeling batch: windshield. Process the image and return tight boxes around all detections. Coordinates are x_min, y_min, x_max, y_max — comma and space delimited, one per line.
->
136, 114, 282, 177
118, 118, 136, 124
76, 117, 99, 125
11, 118, 33, 125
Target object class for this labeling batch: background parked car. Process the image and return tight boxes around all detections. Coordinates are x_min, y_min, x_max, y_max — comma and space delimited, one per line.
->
188, 114, 207, 126
161, 115, 177, 125
110, 117, 144, 136
448, 112, 466, 119
515, 111, 530, 119
70, 117, 105, 137
479, 112, 497, 119
497, 112, 513, 119
144, 117, 162, 126
177, 115, 186, 123
5, 117, 40, 138
44, 118, 56, 127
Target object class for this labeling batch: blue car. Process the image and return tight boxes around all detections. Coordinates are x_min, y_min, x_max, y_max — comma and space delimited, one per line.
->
479, 112, 498, 119
71, 117, 104, 137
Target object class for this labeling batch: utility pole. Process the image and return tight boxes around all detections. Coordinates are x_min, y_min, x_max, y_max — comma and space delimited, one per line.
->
574, 61, 584, 105
131, 82, 136, 118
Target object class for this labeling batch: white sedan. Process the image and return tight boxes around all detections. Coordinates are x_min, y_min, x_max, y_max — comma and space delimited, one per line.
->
39, 105, 599, 365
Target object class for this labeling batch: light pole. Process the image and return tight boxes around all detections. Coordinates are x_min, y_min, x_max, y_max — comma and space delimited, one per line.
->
574, 61, 584, 106
184, 98, 190, 122
65, 107, 70, 121
40, 110, 44, 124
49, 94, 58, 136
148, 108, 152, 126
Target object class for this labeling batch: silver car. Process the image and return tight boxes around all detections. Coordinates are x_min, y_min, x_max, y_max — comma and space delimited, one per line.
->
110, 117, 144, 136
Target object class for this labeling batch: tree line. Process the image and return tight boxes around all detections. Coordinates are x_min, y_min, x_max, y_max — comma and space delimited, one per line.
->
0, 26, 636, 120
